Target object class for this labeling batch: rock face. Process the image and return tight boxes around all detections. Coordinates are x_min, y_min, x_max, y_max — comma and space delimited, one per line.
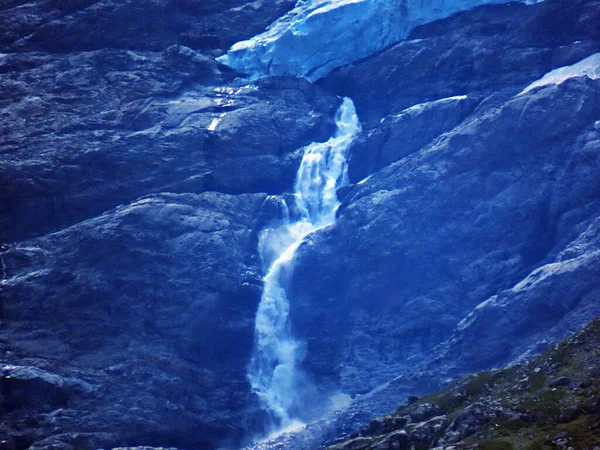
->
289, 0, 600, 408
0, 51, 339, 242
0, 0, 296, 53
292, 72, 600, 395
1, 0, 600, 449
0, 1, 342, 448
1, 192, 268, 449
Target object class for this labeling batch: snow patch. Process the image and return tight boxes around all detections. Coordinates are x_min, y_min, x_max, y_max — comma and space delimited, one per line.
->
520, 52, 600, 95
398, 95, 468, 116
357, 174, 372, 185
511, 256, 592, 293
207, 113, 227, 132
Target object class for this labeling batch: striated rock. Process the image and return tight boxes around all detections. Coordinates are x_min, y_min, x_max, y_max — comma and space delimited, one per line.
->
362, 416, 408, 437
406, 403, 442, 423
407, 416, 448, 442
1, 0, 599, 449
442, 213, 600, 372
329, 436, 374, 450
346, 94, 480, 183
2, 365, 96, 411
445, 403, 496, 440
27, 433, 116, 450
0, 3, 339, 448
243, 6, 600, 445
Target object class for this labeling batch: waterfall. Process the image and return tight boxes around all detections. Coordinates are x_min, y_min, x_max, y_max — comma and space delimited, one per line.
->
249, 97, 361, 432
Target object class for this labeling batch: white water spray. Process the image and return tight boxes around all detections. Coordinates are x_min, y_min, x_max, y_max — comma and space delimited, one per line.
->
249, 97, 361, 431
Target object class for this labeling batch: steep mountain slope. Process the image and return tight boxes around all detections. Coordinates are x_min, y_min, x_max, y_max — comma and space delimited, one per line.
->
0, 0, 598, 449
0, 1, 340, 448
290, 0, 600, 401
2, 192, 267, 449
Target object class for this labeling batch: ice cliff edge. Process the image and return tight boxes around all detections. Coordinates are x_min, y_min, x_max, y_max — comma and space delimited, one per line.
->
217, 0, 536, 81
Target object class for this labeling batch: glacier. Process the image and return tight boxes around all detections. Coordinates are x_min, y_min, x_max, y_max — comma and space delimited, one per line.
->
217, 0, 532, 81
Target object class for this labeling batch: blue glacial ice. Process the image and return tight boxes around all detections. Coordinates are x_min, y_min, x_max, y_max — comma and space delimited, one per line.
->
217, 0, 533, 81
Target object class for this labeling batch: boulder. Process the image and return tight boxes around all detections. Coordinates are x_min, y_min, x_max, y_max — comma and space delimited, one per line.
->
372, 430, 409, 450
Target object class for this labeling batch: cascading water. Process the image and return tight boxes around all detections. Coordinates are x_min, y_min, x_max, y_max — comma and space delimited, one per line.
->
249, 97, 361, 433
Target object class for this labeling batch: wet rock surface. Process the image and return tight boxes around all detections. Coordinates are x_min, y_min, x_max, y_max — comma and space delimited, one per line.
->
324, 0, 600, 181
0, 4, 341, 445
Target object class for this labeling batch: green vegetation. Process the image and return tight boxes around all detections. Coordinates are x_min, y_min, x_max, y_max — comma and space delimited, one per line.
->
329, 318, 600, 450
464, 371, 495, 397
524, 437, 551, 450
528, 371, 546, 390
478, 438, 514, 450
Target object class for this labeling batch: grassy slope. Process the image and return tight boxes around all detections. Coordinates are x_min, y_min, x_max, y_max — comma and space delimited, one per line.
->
328, 318, 600, 450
